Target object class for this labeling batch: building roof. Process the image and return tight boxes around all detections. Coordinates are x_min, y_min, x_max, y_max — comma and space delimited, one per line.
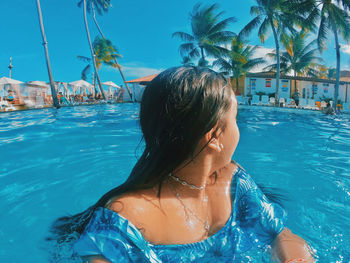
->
125, 74, 158, 84
246, 72, 350, 85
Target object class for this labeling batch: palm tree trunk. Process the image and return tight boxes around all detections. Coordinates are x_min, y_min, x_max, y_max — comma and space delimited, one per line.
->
83, 0, 106, 100
200, 47, 205, 61
270, 18, 280, 106
91, 3, 133, 101
235, 77, 239, 94
293, 71, 297, 99
333, 29, 340, 110
94, 74, 98, 99
35, 0, 60, 109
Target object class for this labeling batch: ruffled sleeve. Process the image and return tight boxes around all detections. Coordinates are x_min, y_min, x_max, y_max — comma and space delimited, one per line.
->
73, 208, 161, 263
234, 170, 287, 250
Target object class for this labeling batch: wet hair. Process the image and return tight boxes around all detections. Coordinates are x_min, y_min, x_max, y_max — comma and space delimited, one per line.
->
46, 66, 234, 259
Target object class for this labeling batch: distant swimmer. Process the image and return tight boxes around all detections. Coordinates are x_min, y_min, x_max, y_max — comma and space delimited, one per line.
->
322, 102, 335, 115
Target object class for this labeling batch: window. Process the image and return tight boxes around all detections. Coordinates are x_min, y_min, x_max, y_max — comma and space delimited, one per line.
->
265, 79, 271, 87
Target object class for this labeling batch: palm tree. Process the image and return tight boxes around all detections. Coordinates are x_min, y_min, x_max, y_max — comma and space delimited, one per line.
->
240, 0, 310, 104
82, 0, 106, 100
35, 0, 60, 108
172, 3, 236, 66
92, 37, 122, 69
77, 0, 134, 101
309, 0, 350, 107
213, 36, 265, 95
78, 37, 122, 97
265, 30, 324, 97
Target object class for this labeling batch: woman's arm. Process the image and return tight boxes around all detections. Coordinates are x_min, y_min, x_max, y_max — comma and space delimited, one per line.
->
271, 228, 314, 263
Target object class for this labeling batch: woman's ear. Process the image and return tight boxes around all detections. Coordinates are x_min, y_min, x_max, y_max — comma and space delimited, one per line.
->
206, 126, 222, 152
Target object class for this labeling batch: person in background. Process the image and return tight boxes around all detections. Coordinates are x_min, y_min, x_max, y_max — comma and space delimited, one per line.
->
57, 92, 63, 104
322, 102, 335, 115
292, 91, 300, 106
7, 90, 15, 103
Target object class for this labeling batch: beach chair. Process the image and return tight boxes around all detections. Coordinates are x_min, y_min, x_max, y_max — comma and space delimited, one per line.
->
236, 96, 245, 105
279, 98, 286, 107
251, 95, 260, 105
35, 95, 44, 108
306, 99, 317, 110
0, 100, 16, 111
261, 95, 269, 106
299, 98, 307, 109
269, 97, 275, 106
286, 98, 295, 108
315, 101, 321, 110
23, 99, 35, 108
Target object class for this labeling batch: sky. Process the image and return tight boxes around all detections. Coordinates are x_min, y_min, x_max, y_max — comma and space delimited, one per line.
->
0, 0, 350, 85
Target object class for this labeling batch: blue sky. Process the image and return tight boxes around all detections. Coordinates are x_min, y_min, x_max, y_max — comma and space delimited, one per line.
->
1, 0, 350, 85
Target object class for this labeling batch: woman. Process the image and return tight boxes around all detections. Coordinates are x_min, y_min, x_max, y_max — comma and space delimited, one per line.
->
7, 90, 15, 102
50, 67, 314, 262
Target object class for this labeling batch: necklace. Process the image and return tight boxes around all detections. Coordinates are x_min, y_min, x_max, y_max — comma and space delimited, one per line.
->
168, 173, 206, 190
167, 178, 210, 233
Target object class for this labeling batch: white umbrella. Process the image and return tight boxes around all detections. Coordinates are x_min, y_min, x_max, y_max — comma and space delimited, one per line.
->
26, 81, 50, 88
102, 81, 120, 89
69, 80, 93, 88
0, 76, 23, 85
69, 80, 93, 95
0, 77, 24, 100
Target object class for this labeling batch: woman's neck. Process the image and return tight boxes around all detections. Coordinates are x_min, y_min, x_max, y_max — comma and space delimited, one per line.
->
166, 156, 217, 198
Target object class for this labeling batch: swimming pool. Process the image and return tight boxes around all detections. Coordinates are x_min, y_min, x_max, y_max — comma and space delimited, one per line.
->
0, 104, 349, 262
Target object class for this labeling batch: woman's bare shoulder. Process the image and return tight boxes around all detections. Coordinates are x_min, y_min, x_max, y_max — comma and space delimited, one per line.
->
82, 255, 110, 263
106, 188, 164, 231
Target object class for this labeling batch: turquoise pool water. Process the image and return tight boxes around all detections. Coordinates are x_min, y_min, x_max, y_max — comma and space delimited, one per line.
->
0, 104, 349, 262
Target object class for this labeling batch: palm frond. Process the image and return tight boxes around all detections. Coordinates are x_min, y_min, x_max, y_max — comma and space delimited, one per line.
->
317, 10, 328, 51
179, 43, 196, 57
240, 16, 262, 39
258, 17, 270, 43
208, 17, 237, 36
172, 32, 195, 42
81, 65, 91, 81
77, 55, 91, 63
213, 58, 232, 73
207, 31, 235, 43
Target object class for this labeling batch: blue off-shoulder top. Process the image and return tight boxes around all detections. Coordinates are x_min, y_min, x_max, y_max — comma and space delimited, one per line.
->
74, 167, 287, 262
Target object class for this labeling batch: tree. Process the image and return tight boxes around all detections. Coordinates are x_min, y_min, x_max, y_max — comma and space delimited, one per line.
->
78, 37, 122, 97
265, 30, 323, 97
240, 0, 311, 104
309, 0, 350, 107
82, 0, 106, 100
172, 3, 236, 66
92, 37, 122, 69
315, 65, 336, 80
77, 0, 134, 101
35, 0, 60, 108
213, 36, 265, 95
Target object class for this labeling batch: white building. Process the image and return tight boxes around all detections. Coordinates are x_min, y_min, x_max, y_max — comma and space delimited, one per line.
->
245, 72, 350, 103
123, 74, 159, 102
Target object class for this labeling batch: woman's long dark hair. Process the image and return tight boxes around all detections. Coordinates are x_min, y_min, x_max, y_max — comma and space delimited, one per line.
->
46, 66, 233, 259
